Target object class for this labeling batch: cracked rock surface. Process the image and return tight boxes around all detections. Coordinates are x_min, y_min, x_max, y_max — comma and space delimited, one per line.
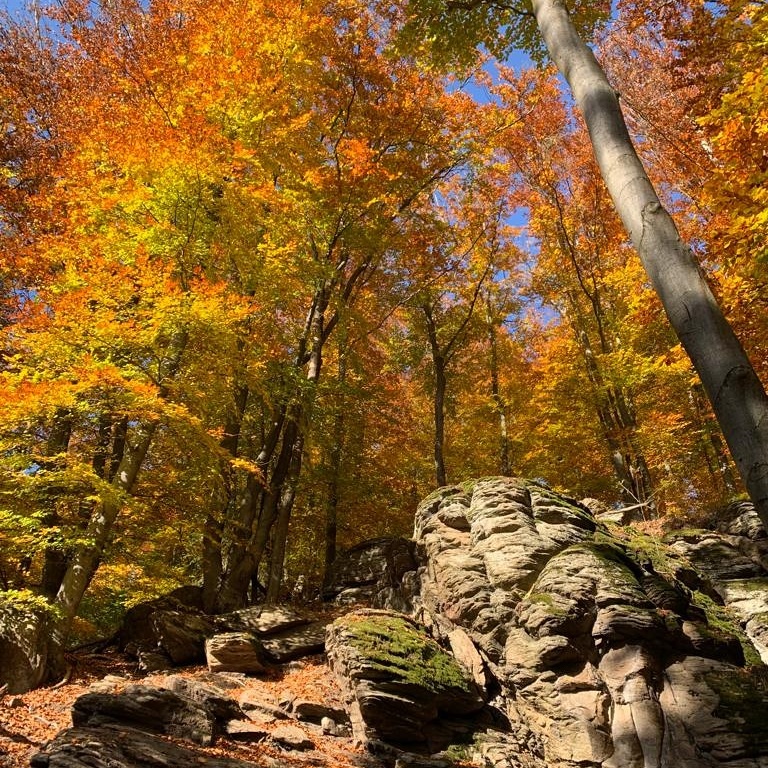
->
405, 478, 768, 768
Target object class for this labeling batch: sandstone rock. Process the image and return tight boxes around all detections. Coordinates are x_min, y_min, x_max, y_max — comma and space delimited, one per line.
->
136, 650, 173, 672
323, 537, 418, 610
205, 633, 265, 674
224, 720, 269, 742
71, 685, 215, 745
714, 500, 767, 540
30, 725, 258, 768
271, 724, 314, 750
321, 715, 346, 736
238, 689, 289, 721
290, 698, 348, 724
260, 620, 327, 662
88, 675, 129, 694
119, 593, 216, 667
447, 627, 491, 694
666, 531, 764, 582
393, 754, 453, 768
410, 477, 768, 767
217, 606, 309, 636
0, 603, 52, 694
162, 674, 244, 721
660, 656, 768, 765
326, 610, 484, 746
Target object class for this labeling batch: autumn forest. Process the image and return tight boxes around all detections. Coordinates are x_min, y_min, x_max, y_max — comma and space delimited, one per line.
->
0, 0, 766, 668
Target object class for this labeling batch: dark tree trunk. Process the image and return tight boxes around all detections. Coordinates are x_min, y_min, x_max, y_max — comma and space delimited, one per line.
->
202, 382, 250, 613
40, 409, 73, 600
324, 346, 347, 577
486, 301, 511, 476
433, 356, 448, 488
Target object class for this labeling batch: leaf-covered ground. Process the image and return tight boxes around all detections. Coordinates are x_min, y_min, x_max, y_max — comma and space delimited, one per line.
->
0, 652, 375, 768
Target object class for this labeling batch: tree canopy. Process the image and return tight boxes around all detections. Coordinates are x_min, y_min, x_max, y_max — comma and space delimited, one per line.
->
0, 0, 765, 670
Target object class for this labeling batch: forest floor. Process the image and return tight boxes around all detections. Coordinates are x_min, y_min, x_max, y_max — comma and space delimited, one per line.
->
0, 650, 377, 768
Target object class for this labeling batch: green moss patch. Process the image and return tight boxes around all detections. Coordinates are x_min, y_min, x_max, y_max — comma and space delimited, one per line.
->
692, 591, 763, 668
615, 527, 684, 578
705, 667, 768, 749
345, 614, 473, 694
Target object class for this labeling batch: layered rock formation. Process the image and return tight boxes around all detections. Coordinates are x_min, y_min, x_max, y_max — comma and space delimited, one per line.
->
402, 478, 768, 768
18, 477, 768, 768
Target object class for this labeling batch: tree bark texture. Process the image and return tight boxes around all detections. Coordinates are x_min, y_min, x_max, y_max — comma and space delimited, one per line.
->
531, 0, 768, 524
423, 304, 449, 488
324, 345, 347, 577
486, 299, 511, 476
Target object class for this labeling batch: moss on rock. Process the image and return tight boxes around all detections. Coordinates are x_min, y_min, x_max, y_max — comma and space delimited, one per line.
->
704, 667, 768, 751
692, 590, 763, 668
344, 613, 473, 695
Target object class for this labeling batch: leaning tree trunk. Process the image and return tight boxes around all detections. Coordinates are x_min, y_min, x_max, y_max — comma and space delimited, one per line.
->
47, 420, 156, 675
531, 0, 768, 525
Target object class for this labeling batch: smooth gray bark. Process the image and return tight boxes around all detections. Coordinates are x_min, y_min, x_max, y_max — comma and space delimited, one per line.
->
485, 300, 511, 476
531, 0, 768, 523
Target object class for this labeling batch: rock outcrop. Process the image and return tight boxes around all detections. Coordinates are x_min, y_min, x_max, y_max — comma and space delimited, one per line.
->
406, 478, 768, 768
30, 725, 259, 768
118, 590, 216, 671
323, 537, 419, 611
119, 601, 327, 674
326, 609, 485, 748
0, 600, 54, 694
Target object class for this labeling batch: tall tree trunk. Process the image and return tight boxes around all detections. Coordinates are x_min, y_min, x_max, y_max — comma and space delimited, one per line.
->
264, 284, 329, 599
202, 381, 250, 613
215, 407, 286, 610
433, 356, 448, 487
325, 345, 347, 577
532, 0, 768, 524
266, 430, 305, 603
423, 305, 448, 487
48, 420, 156, 671
40, 409, 73, 599
486, 300, 511, 476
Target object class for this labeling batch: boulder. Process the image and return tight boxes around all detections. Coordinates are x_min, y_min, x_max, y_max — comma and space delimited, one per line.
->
323, 537, 418, 610
260, 620, 327, 662
238, 689, 290, 722
271, 724, 314, 751
713, 500, 767, 540
71, 685, 216, 745
290, 697, 348, 724
30, 725, 258, 768
224, 720, 269, 742
162, 674, 245, 721
118, 592, 217, 668
205, 633, 266, 674
326, 610, 484, 746
666, 531, 766, 582
217, 606, 310, 636
0, 601, 54, 694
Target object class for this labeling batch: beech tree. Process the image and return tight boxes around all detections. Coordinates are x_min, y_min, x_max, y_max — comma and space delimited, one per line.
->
402, 0, 768, 527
